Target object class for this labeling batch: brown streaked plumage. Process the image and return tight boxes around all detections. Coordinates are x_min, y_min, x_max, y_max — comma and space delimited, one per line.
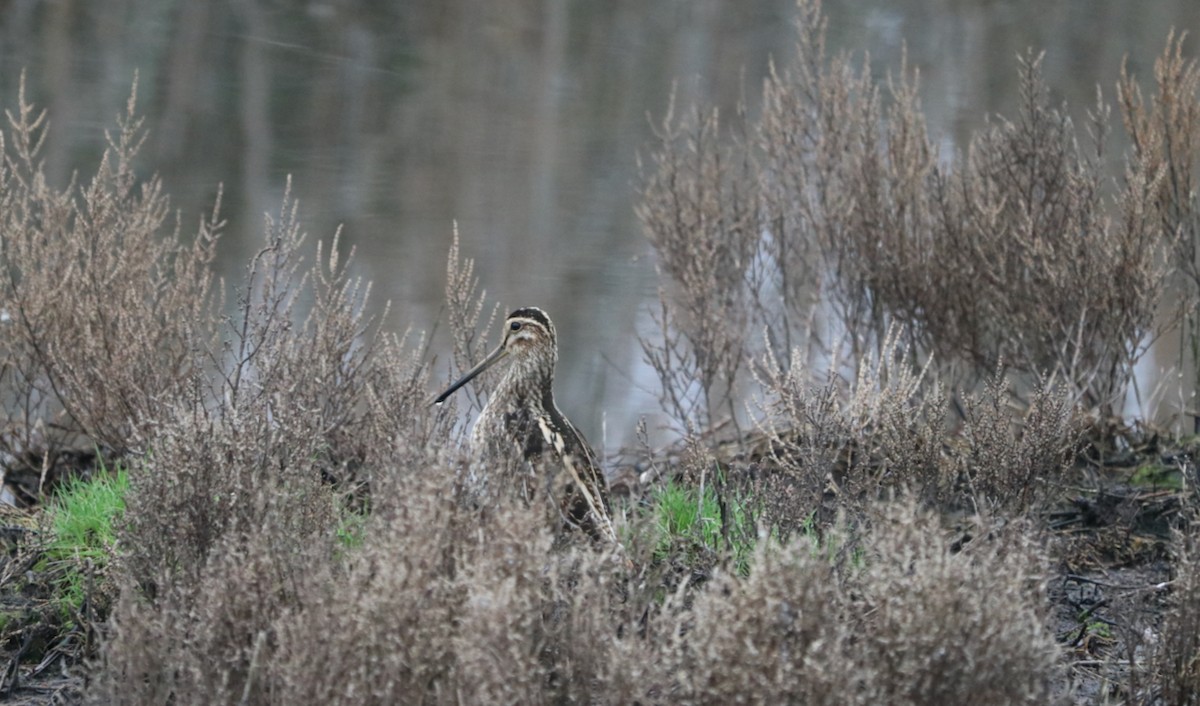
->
433, 307, 612, 541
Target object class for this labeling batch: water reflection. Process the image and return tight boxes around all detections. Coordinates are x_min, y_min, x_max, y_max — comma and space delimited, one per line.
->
1, 0, 1198, 447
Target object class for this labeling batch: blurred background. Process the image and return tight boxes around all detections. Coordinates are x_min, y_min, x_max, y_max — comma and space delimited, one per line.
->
0, 0, 1197, 449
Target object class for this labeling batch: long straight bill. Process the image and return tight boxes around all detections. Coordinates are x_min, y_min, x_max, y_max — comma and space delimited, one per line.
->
431, 345, 507, 406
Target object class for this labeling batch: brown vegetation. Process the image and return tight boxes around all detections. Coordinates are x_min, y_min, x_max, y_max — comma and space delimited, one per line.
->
641, 3, 1165, 423
0, 75, 221, 460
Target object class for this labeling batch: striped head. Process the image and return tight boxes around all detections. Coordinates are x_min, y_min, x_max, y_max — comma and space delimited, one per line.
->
500, 307, 557, 361
432, 307, 560, 405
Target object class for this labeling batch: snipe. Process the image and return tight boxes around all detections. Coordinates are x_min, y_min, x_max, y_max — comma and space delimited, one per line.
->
433, 307, 612, 540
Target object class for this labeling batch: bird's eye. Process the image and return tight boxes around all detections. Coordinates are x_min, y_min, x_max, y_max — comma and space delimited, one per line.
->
510, 321, 522, 331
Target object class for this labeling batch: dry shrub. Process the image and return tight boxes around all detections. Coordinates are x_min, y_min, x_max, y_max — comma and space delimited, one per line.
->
770, 11, 1163, 412
958, 369, 1081, 514
753, 334, 1082, 529
0, 76, 220, 457
441, 506, 657, 704
96, 452, 1068, 706
669, 535, 850, 704
667, 497, 1061, 705
97, 361, 445, 705
1121, 32, 1200, 257
539, 550, 663, 704
117, 398, 340, 589
0, 41, 1116, 703
852, 501, 1061, 705
267, 474, 465, 705
117, 187, 385, 582
759, 1, 932, 364
272, 477, 651, 706
359, 328, 444, 470
639, 0, 1165, 432
439, 223, 500, 419
103, 463, 655, 705
918, 54, 1162, 410
1120, 33, 1200, 426
1153, 523, 1200, 704
94, 523, 332, 706
780, 32, 1164, 412
755, 328, 950, 528
91, 186, 443, 702
637, 98, 760, 432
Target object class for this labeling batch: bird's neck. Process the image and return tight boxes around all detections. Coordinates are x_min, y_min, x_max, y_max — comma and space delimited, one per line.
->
496, 356, 556, 410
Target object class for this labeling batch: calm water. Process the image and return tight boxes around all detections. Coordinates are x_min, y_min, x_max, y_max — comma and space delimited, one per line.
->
2, 0, 1198, 447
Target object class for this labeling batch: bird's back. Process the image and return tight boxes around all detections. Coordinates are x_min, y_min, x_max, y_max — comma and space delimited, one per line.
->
471, 383, 609, 537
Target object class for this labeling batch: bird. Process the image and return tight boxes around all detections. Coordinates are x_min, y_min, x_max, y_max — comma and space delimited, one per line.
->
432, 307, 613, 542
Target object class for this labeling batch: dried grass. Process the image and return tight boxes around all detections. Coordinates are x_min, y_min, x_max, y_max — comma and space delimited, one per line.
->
666, 497, 1062, 706
0, 74, 220, 460
1153, 520, 1200, 705
639, 0, 1167, 423
754, 327, 951, 524
636, 98, 759, 432
1120, 31, 1200, 430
